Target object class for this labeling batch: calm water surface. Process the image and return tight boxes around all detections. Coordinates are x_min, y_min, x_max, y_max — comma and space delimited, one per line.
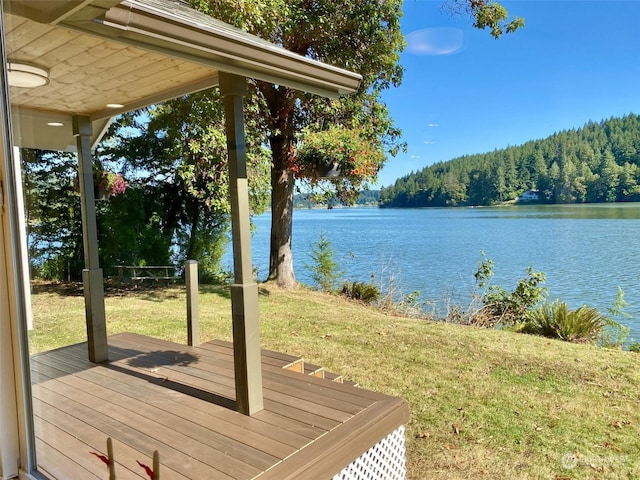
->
233, 203, 640, 341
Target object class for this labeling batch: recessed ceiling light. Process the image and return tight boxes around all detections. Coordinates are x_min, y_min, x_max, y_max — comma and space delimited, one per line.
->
47, 122, 64, 127
106, 103, 124, 109
7, 63, 49, 88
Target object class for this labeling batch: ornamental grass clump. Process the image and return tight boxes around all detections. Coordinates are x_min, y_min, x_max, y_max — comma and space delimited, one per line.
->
340, 281, 381, 303
522, 300, 607, 343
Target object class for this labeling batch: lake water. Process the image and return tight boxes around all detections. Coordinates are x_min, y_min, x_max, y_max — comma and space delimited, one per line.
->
229, 203, 640, 341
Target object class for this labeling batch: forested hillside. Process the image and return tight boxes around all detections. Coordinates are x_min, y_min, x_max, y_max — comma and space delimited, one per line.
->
380, 114, 640, 207
293, 189, 380, 208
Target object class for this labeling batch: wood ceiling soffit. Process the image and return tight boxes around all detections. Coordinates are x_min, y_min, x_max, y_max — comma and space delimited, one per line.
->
3, 0, 119, 24
5, 12, 218, 117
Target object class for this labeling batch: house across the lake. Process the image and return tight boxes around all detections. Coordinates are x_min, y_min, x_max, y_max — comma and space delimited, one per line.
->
0, 1, 409, 479
518, 189, 540, 202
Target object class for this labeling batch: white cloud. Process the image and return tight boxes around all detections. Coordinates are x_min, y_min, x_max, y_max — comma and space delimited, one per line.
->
424, 141, 436, 145
428, 123, 440, 127
410, 154, 421, 159
405, 28, 465, 56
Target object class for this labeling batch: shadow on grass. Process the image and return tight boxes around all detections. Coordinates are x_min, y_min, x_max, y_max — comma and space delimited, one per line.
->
31, 280, 271, 302
31, 281, 84, 297
199, 284, 272, 299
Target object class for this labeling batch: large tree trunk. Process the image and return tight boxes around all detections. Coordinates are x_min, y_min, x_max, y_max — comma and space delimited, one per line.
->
267, 133, 297, 288
262, 83, 299, 288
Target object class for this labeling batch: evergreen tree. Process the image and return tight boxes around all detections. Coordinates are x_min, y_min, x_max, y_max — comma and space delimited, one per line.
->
380, 114, 640, 208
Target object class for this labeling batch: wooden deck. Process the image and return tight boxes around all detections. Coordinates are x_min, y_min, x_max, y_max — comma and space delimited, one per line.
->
30, 333, 408, 480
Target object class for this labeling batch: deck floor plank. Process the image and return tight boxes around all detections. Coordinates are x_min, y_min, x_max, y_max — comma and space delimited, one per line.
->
109, 333, 370, 419
44, 372, 283, 470
34, 383, 235, 480
35, 438, 102, 480
35, 375, 267, 478
30, 333, 409, 480
75, 364, 316, 449
36, 416, 154, 480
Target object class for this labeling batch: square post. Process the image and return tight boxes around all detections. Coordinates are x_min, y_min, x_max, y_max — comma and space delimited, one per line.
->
185, 260, 200, 346
219, 72, 263, 415
73, 115, 108, 363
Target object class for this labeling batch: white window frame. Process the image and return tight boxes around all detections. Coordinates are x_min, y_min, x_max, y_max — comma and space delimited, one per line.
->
0, 2, 38, 478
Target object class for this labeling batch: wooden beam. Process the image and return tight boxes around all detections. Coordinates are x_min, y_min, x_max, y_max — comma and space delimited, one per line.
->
219, 72, 264, 415
73, 115, 108, 363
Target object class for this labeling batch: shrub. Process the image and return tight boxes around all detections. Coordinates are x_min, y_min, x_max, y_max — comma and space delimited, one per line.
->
523, 300, 607, 343
37, 255, 68, 281
629, 343, 640, 354
305, 232, 342, 292
340, 281, 380, 303
474, 252, 547, 327
599, 287, 631, 348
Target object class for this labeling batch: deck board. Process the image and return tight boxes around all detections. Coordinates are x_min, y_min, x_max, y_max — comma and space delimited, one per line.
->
31, 332, 409, 480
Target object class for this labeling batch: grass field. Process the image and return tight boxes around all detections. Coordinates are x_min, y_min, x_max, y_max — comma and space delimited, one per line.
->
29, 282, 640, 479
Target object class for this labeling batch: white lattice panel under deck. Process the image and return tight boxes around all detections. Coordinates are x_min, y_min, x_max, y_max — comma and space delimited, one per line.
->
333, 425, 406, 480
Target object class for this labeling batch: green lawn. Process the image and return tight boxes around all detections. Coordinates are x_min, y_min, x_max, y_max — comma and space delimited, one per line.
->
29, 283, 640, 479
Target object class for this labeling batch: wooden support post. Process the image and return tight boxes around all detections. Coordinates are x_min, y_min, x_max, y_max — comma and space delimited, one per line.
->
106, 437, 115, 480
153, 450, 160, 480
185, 260, 200, 346
219, 72, 264, 415
73, 115, 108, 363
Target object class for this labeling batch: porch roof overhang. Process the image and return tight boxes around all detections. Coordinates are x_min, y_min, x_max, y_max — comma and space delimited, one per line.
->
4, 0, 362, 151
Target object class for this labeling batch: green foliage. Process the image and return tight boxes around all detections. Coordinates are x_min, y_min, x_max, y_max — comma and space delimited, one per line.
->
293, 190, 380, 209
22, 149, 85, 281
37, 256, 69, 281
305, 232, 342, 292
173, 216, 230, 284
99, 89, 270, 278
191, 0, 406, 285
292, 126, 388, 204
523, 300, 607, 343
473, 250, 494, 289
474, 253, 547, 327
380, 114, 640, 208
448, 0, 525, 39
629, 342, 640, 353
598, 287, 632, 348
191, 0, 522, 285
340, 281, 381, 303
98, 187, 173, 275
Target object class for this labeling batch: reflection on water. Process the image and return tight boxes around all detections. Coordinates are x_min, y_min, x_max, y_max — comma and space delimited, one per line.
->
463, 203, 640, 220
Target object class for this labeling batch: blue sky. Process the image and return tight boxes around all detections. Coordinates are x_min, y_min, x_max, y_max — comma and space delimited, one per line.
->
377, 1, 640, 187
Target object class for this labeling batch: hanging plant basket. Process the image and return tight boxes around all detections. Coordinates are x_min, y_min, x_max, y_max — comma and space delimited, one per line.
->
95, 188, 110, 201
94, 170, 128, 200
291, 126, 384, 183
308, 159, 342, 179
